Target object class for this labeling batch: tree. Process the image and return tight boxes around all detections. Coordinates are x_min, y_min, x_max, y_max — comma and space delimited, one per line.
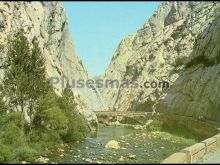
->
62, 83, 75, 106
3, 32, 30, 113
2, 32, 50, 133
25, 42, 51, 132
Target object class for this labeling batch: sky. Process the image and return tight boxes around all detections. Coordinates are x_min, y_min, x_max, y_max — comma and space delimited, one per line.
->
64, 2, 161, 76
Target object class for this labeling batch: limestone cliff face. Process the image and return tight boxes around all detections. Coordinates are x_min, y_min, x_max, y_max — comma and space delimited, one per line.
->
102, 2, 220, 122
157, 7, 220, 122
0, 2, 104, 127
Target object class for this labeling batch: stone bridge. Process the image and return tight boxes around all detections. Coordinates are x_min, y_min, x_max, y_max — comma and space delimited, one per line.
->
94, 111, 153, 117
93, 111, 155, 125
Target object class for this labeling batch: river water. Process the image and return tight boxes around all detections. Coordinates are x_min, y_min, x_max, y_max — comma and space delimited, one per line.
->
48, 125, 197, 163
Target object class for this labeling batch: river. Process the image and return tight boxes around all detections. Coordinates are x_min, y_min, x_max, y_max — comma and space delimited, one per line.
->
47, 125, 197, 163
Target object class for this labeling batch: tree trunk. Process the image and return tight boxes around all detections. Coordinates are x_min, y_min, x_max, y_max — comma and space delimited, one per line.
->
21, 102, 25, 137
29, 100, 33, 134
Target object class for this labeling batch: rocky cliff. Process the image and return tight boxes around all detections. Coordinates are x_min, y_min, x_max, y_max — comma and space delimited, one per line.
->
1, 1, 220, 124
102, 2, 220, 122
0, 2, 105, 129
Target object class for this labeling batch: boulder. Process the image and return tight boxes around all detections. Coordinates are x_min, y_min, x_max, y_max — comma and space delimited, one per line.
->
35, 156, 49, 163
105, 140, 120, 149
128, 154, 136, 159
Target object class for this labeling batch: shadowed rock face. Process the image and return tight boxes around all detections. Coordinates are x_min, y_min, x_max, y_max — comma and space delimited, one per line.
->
0, 2, 105, 129
101, 2, 220, 122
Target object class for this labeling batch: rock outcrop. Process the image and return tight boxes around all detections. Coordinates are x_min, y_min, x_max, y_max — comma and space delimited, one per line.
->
102, 2, 220, 122
0, 2, 104, 128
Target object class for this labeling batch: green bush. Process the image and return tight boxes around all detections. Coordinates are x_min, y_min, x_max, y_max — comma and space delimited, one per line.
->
173, 56, 184, 67
13, 146, 38, 162
148, 120, 163, 131
0, 143, 12, 163
0, 113, 38, 163
0, 112, 24, 129
62, 114, 88, 142
185, 54, 215, 68
32, 90, 88, 144
0, 113, 27, 147
32, 92, 68, 142
1, 123, 23, 145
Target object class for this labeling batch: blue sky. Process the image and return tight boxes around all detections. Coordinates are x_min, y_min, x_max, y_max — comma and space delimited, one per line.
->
63, 2, 161, 76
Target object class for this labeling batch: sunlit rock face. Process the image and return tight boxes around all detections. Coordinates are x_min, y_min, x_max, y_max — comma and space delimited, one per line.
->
0, 2, 105, 128
102, 2, 220, 121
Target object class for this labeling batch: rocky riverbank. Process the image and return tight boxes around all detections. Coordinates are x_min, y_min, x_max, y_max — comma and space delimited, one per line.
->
40, 125, 197, 164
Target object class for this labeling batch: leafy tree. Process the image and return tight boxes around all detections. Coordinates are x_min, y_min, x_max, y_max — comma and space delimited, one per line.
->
25, 42, 51, 132
3, 32, 30, 113
2, 32, 31, 135
60, 86, 89, 142
2, 32, 50, 133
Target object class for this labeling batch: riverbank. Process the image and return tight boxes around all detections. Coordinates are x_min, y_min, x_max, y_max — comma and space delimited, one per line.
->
42, 125, 197, 164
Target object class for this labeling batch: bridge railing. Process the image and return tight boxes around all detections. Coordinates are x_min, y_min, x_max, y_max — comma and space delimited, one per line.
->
94, 111, 153, 116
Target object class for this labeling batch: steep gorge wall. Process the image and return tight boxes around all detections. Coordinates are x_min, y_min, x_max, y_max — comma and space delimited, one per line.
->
102, 2, 220, 122
0, 2, 105, 127
1, 1, 220, 124
157, 12, 220, 122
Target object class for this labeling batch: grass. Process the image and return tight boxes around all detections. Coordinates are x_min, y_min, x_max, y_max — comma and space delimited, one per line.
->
146, 119, 205, 141
151, 131, 197, 146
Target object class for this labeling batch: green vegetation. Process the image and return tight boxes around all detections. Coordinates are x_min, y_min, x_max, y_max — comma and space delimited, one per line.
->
147, 120, 163, 131
147, 120, 204, 141
185, 53, 220, 68
0, 32, 89, 163
150, 131, 197, 146
173, 56, 185, 67
185, 54, 212, 68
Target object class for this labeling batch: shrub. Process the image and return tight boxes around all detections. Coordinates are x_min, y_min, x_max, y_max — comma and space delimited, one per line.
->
62, 113, 88, 142
185, 54, 214, 68
0, 112, 24, 129
0, 113, 27, 147
59, 87, 89, 142
1, 123, 23, 145
173, 56, 184, 67
32, 92, 68, 142
147, 120, 163, 131
32, 90, 88, 144
0, 143, 12, 163
13, 146, 38, 162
